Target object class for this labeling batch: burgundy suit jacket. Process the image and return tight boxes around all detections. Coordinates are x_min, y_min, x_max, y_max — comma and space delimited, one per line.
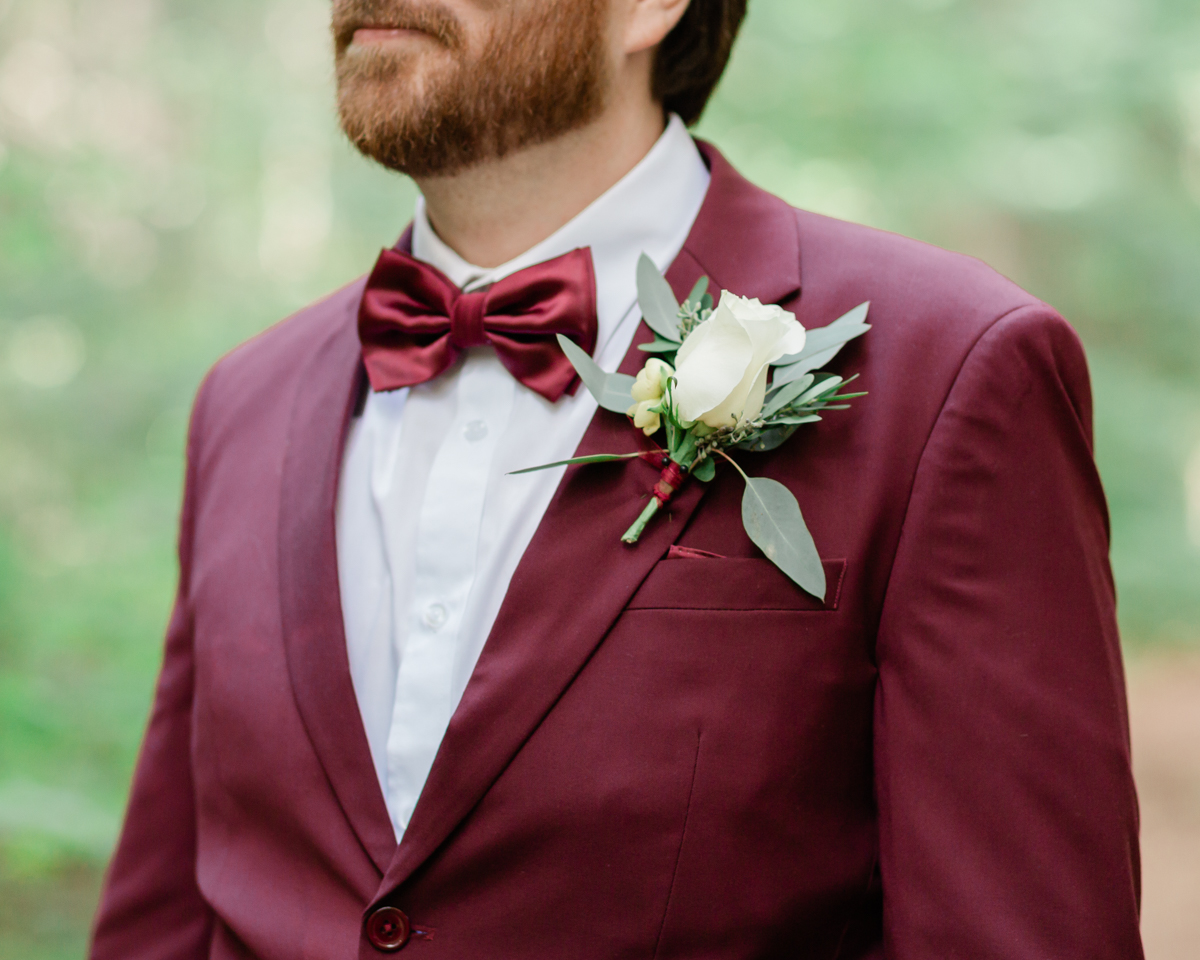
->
91, 144, 1143, 960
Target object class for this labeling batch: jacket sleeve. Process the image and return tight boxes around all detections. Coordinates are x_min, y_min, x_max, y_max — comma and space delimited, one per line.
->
874, 305, 1143, 958
90, 383, 214, 960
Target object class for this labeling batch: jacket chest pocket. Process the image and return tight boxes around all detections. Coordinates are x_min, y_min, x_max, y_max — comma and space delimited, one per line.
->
626, 555, 846, 612
604, 554, 862, 718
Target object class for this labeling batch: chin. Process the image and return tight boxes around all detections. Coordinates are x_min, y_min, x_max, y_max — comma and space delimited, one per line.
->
337, 42, 441, 89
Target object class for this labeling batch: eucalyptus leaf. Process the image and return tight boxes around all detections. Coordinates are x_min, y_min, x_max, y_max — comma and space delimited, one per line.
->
637, 338, 681, 355
685, 276, 710, 311
509, 452, 643, 475
771, 361, 817, 387
765, 414, 822, 426
776, 322, 870, 366
557, 334, 637, 413
691, 457, 716, 482
735, 424, 800, 452
773, 302, 871, 384
762, 374, 815, 418
741, 476, 826, 600
636, 253, 682, 342
795, 373, 843, 405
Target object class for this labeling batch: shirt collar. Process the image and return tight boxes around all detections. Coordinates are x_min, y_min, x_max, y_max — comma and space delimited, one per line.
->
411, 114, 711, 355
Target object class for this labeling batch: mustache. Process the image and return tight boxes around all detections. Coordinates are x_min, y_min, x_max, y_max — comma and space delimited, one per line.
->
331, 0, 464, 54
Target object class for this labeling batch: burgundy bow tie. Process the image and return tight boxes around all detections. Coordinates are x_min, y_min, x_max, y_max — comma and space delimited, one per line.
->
357, 246, 598, 403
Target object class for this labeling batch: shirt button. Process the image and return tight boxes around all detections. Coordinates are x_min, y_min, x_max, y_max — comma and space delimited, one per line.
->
463, 419, 488, 442
365, 905, 411, 952
423, 603, 448, 630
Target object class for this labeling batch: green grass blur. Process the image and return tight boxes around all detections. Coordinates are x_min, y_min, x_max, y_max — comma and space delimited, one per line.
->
1, 0, 1198, 955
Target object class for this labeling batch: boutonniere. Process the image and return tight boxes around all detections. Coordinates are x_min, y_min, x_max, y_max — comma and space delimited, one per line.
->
515, 255, 869, 601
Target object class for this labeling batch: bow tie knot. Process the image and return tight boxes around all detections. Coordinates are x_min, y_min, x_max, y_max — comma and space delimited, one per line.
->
357, 246, 599, 403
449, 290, 489, 349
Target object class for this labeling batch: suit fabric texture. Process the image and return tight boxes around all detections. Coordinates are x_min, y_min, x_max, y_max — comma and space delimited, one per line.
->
90, 144, 1143, 960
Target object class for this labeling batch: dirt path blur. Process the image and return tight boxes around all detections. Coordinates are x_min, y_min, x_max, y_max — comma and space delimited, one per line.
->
1128, 651, 1200, 958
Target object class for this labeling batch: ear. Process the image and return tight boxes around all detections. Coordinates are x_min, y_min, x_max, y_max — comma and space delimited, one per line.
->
623, 0, 692, 55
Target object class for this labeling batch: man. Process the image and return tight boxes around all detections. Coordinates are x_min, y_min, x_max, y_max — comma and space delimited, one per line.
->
90, 0, 1144, 957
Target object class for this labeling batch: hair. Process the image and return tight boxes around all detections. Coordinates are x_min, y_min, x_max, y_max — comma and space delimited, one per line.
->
654, 0, 748, 126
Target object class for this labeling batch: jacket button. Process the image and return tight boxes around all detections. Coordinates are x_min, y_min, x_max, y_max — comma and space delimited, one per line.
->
366, 906, 411, 952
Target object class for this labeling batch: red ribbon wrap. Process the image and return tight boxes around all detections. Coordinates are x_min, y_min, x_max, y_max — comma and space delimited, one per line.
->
652, 460, 688, 507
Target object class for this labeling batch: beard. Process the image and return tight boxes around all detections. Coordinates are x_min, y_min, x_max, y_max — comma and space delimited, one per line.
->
333, 0, 612, 178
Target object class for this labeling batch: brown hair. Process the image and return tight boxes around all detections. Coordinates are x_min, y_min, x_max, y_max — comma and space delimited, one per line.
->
654, 0, 748, 126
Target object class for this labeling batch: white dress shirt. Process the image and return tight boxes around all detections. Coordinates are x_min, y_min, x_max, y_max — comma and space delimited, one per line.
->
335, 115, 710, 840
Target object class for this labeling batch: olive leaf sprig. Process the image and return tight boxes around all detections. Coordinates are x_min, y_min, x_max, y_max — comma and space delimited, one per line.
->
511, 255, 869, 601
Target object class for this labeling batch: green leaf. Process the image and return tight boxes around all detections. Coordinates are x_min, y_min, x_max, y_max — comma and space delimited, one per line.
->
691, 457, 716, 482
795, 373, 843, 405
637, 253, 682, 342
762, 374, 815, 418
774, 302, 871, 384
795, 377, 863, 411
735, 424, 801, 452
508, 452, 643, 475
741, 476, 826, 600
669, 428, 697, 467
824, 391, 868, 402
637, 338, 681, 355
777, 320, 870, 366
765, 414, 822, 425
685, 276, 710, 311
557, 334, 637, 413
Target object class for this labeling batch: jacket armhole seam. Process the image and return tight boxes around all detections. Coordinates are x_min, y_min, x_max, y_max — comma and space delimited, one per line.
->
871, 300, 1046, 653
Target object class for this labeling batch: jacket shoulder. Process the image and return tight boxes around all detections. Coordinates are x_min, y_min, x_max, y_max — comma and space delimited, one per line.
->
789, 210, 1086, 398
194, 277, 365, 420
184, 277, 365, 465
793, 210, 1044, 336
787, 209, 1094, 448
212, 278, 364, 389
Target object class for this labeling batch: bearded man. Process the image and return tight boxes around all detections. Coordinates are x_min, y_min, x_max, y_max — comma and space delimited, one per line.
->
90, 0, 1144, 958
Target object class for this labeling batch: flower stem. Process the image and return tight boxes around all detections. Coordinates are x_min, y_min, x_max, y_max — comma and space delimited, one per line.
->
621, 498, 660, 544
713, 447, 750, 481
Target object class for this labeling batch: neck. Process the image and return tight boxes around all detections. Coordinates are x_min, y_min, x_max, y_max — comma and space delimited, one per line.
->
415, 92, 668, 269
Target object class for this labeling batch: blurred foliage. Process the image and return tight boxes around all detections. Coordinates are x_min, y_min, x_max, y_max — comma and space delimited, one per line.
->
0, 0, 1198, 956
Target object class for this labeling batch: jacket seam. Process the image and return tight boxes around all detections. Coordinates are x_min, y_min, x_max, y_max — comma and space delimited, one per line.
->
652, 729, 702, 959
829, 850, 880, 960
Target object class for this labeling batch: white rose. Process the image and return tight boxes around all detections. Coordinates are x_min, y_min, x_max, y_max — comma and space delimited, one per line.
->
672, 291, 806, 428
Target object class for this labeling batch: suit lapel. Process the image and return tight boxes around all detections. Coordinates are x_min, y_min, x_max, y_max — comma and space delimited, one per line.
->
377, 142, 804, 895
278, 282, 397, 875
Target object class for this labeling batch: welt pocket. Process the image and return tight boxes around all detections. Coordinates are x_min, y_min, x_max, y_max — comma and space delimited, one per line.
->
626, 557, 846, 612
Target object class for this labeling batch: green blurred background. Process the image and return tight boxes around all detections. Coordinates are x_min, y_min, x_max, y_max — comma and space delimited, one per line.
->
1, 0, 1198, 956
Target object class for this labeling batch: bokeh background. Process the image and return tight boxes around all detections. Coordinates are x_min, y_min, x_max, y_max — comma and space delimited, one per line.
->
1, 0, 1198, 956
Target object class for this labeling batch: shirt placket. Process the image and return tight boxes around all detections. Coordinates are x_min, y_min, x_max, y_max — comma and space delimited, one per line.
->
384, 349, 515, 833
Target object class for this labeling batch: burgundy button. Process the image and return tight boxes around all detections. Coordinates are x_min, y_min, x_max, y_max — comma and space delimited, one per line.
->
366, 906, 411, 952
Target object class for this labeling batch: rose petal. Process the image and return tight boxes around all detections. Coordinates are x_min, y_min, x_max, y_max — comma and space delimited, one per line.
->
631, 399, 661, 435
673, 300, 753, 425
738, 364, 771, 423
